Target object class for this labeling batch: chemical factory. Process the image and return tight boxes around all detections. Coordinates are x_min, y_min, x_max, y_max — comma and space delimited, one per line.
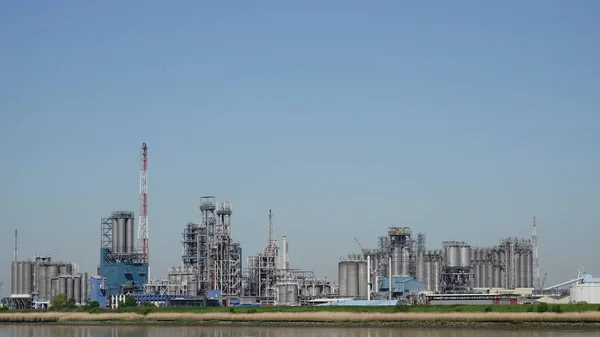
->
3, 142, 599, 309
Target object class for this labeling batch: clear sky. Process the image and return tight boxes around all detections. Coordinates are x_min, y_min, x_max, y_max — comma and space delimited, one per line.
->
0, 0, 599, 294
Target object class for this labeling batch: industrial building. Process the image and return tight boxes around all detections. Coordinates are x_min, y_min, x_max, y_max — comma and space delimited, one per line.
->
339, 223, 539, 302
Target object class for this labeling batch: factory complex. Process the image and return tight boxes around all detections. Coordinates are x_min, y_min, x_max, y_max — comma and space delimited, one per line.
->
2, 143, 598, 309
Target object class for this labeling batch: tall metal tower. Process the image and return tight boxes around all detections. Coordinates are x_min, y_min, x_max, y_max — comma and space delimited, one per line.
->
14, 229, 18, 262
137, 143, 149, 271
532, 216, 540, 290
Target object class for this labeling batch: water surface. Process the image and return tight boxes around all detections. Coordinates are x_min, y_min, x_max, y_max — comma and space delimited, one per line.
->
1, 326, 598, 337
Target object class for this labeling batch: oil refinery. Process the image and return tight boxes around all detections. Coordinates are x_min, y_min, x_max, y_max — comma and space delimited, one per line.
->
3, 142, 599, 309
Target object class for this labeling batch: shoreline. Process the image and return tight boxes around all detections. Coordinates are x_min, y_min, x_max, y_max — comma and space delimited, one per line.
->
4, 312, 600, 330
3, 320, 600, 330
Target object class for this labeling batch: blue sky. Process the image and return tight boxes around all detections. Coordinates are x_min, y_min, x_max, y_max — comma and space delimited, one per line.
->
0, 0, 599, 293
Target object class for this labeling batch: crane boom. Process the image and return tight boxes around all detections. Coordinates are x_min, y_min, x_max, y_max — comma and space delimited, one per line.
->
354, 237, 366, 255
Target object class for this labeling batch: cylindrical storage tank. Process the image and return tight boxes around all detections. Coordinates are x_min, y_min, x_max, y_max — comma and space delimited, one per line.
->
338, 262, 347, 297
400, 247, 410, 277
51, 278, 58, 299
520, 253, 527, 288
486, 262, 493, 288
47, 265, 59, 300
493, 265, 501, 288
498, 250, 506, 288
125, 217, 134, 254
459, 246, 471, 268
288, 283, 299, 306
277, 283, 288, 304
514, 253, 521, 288
423, 260, 431, 291
477, 263, 484, 288
322, 284, 332, 295
58, 276, 67, 295
391, 247, 401, 276
444, 246, 459, 268
38, 265, 47, 300
432, 260, 440, 292
416, 252, 424, 283
82, 272, 89, 304
358, 261, 368, 299
11, 262, 17, 295
74, 276, 82, 304
188, 277, 198, 296
24, 261, 33, 295
346, 261, 359, 297
67, 277, 74, 300
17, 262, 24, 294
111, 217, 119, 253
117, 217, 127, 253
526, 252, 533, 288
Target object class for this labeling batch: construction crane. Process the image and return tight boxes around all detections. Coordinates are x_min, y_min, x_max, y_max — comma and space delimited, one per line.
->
354, 237, 366, 255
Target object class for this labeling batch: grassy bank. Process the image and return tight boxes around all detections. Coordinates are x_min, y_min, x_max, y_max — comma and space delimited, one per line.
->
4, 310, 600, 326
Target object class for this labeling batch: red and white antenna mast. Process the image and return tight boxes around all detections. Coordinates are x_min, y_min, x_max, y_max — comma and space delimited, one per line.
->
137, 143, 149, 274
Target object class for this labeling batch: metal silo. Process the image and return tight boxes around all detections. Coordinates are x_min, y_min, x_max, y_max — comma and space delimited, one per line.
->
47, 264, 59, 300
391, 247, 401, 276
346, 261, 359, 297
51, 278, 58, 299
358, 261, 368, 299
111, 217, 119, 253
17, 262, 24, 294
24, 261, 33, 295
416, 252, 424, 283
432, 259, 441, 292
58, 276, 67, 295
277, 283, 288, 304
118, 217, 127, 253
338, 261, 347, 297
459, 246, 471, 268
423, 260, 431, 291
11, 261, 17, 295
125, 216, 135, 254
444, 246, 459, 268
400, 247, 410, 276
74, 276, 82, 304
67, 277, 74, 300
38, 264, 47, 300
526, 251, 533, 288
288, 283, 299, 306
520, 253, 527, 288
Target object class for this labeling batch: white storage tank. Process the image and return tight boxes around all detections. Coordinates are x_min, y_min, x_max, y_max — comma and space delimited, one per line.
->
570, 276, 600, 304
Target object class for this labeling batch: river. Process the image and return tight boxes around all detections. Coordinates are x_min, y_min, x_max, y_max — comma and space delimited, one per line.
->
1, 326, 599, 337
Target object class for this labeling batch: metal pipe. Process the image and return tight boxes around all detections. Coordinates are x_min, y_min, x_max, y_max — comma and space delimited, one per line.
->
367, 255, 371, 301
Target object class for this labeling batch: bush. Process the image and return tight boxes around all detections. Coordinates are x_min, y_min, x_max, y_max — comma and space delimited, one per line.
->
525, 305, 534, 312
395, 304, 409, 313
536, 302, 549, 313
247, 308, 258, 313
484, 306, 492, 313
0, 306, 8, 311
229, 307, 236, 313
551, 304, 563, 313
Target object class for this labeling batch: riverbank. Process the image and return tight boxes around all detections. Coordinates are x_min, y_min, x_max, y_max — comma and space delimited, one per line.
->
3, 311, 600, 329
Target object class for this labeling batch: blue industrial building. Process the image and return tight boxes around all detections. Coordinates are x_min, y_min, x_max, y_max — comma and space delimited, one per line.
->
98, 212, 149, 300
90, 276, 108, 308
378, 276, 425, 298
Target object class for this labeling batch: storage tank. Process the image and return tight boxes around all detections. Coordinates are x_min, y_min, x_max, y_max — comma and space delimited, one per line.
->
423, 260, 432, 291
74, 276, 82, 304
346, 261, 359, 297
111, 217, 119, 253
38, 264, 47, 300
459, 246, 471, 268
125, 216, 135, 254
493, 265, 500, 288
400, 247, 410, 277
187, 277, 198, 296
59, 264, 72, 276
391, 247, 401, 276
67, 277, 74, 300
47, 265, 59, 300
11, 261, 17, 295
444, 246, 459, 268
117, 217, 127, 253
358, 261, 368, 299
498, 250, 506, 288
17, 262, 24, 294
431, 259, 441, 292
485, 262, 493, 288
520, 253, 527, 288
288, 283, 299, 306
277, 283, 288, 304
82, 272, 89, 304
51, 278, 58, 299
338, 261, 347, 297
416, 252, 424, 283
24, 261, 33, 295
477, 263, 484, 288
322, 284, 332, 295
58, 276, 67, 295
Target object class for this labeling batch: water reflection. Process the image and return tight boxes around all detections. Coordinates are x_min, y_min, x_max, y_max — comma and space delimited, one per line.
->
1, 325, 597, 337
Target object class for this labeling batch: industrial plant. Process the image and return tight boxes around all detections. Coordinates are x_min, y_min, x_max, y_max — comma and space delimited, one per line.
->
3, 142, 600, 309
